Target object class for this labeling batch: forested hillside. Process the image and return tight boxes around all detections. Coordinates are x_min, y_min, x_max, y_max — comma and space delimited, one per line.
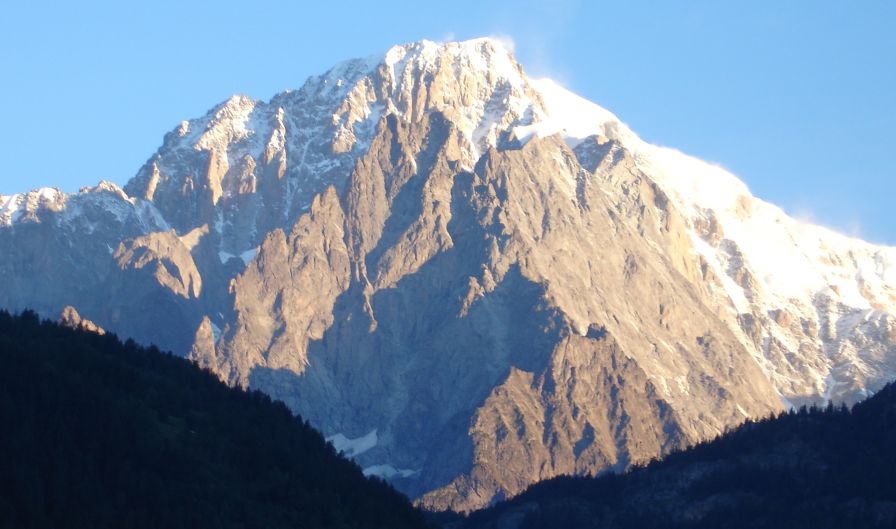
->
0, 310, 431, 529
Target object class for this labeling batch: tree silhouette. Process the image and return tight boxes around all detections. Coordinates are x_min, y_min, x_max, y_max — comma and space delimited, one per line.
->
0, 310, 433, 529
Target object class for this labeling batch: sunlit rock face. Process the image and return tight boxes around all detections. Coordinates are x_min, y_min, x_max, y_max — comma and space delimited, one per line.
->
2, 38, 894, 511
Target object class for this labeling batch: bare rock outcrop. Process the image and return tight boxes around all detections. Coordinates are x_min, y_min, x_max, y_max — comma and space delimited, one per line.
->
59, 305, 105, 335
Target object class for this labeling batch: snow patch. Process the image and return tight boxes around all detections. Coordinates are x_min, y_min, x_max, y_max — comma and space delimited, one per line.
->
219, 248, 257, 266
326, 429, 377, 458
0, 194, 23, 224
239, 248, 257, 265
515, 78, 633, 146
210, 321, 221, 341
362, 464, 419, 479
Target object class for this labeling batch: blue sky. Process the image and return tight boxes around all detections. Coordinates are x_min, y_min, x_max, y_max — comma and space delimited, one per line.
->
1, 0, 894, 242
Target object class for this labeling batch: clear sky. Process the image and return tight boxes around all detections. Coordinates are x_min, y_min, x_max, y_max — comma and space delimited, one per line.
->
1, 1, 894, 242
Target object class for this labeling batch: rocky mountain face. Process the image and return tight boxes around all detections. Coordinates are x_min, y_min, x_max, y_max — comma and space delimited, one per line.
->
451, 382, 896, 529
1, 38, 894, 511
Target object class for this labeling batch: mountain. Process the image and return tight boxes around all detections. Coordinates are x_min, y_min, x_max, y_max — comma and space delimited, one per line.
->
449, 382, 896, 529
0, 310, 432, 529
1, 38, 894, 511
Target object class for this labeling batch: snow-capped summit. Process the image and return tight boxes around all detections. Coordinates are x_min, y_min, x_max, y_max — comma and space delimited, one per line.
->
0, 187, 65, 226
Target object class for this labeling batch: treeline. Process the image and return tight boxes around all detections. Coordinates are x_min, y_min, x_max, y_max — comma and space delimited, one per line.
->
0, 310, 433, 529
454, 381, 896, 528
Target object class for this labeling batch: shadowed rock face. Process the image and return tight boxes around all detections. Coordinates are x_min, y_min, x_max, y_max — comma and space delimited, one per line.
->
1, 38, 894, 510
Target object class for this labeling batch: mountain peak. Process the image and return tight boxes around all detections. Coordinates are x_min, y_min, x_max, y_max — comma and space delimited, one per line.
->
2, 37, 896, 513
382, 36, 520, 74
371, 37, 632, 151
122, 36, 576, 242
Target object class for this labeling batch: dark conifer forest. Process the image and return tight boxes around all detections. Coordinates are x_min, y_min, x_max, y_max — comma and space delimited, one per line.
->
449, 378, 896, 529
0, 310, 432, 529
3, 308, 896, 529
